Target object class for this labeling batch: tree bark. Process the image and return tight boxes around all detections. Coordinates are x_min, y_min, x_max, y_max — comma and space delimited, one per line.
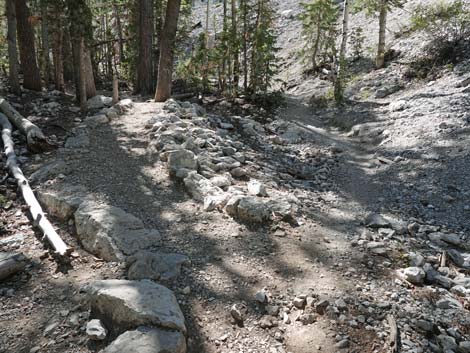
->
52, 28, 65, 91
231, 0, 239, 92
79, 37, 88, 112
40, 0, 52, 86
334, 0, 350, 103
376, 0, 387, 69
15, 0, 42, 91
112, 3, 121, 104
6, 0, 21, 94
0, 114, 71, 258
114, 1, 125, 62
155, 0, 182, 102
84, 49, 97, 98
0, 253, 27, 281
136, 0, 154, 94
242, 0, 248, 93
0, 97, 51, 152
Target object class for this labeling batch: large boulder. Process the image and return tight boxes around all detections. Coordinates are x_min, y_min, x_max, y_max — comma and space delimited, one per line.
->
236, 197, 270, 223
103, 327, 186, 353
127, 251, 189, 281
74, 201, 161, 261
167, 149, 198, 178
87, 95, 113, 109
85, 279, 186, 334
183, 172, 222, 202
37, 184, 89, 221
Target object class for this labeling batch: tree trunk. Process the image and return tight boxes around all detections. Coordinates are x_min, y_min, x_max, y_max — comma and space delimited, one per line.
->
15, 0, 42, 91
114, 1, 125, 62
136, 0, 154, 94
376, 0, 387, 69
242, 0, 248, 93
203, 0, 211, 91
231, 0, 239, 93
155, 0, 182, 102
79, 37, 88, 112
52, 3, 68, 92
112, 3, 121, 104
0, 253, 27, 281
312, 17, 322, 71
40, 0, 52, 86
6, 0, 21, 94
52, 29, 65, 91
84, 49, 97, 98
63, 29, 74, 82
334, 0, 350, 103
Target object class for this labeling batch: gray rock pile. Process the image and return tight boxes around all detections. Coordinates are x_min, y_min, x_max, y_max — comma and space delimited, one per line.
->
147, 99, 300, 225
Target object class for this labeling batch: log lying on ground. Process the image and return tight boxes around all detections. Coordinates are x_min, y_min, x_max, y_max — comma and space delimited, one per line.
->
0, 97, 53, 152
0, 113, 71, 257
0, 252, 27, 280
387, 314, 401, 353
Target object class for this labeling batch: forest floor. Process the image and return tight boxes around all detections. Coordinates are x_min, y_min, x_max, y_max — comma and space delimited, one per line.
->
1, 55, 470, 353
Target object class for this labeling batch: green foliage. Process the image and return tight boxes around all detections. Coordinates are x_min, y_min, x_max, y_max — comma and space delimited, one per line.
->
353, 0, 404, 16
349, 27, 365, 60
410, 0, 470, 43
299, 0, 338, 71
250, 0, 278, 94
406, 0, 470, 79
176, 0, 278, 97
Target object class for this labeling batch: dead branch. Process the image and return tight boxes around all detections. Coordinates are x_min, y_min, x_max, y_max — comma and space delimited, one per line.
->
0, 252, 27, 280
0, 97, 54, 153
0, 113, 72, 257
387, 314, 401, 353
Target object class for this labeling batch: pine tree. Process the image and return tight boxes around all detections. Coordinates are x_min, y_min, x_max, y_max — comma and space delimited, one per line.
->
299, 0, 338, 72
353, 0, 405, 69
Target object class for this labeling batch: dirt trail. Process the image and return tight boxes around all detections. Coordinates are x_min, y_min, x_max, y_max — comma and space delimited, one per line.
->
60, 97, 388, 352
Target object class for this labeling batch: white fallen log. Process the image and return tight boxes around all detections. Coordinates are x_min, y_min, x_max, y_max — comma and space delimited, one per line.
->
0, 252, 27, 280
0, 113, 71, 257
0, 97, 52, 152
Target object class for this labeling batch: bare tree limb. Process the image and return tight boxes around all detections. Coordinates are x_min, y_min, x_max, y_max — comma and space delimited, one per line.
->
0, 97, 54, 152
0, 112, 72, 258
387, 314, 401, 353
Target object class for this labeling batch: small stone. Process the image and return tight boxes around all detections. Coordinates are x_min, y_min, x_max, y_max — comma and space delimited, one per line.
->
182, 286, 191, 295
336, 339, 349, 349
459, 341, 470, 353
437, 334, 458, 351
403, 267, 425, 285
365, 213, 390, 228
259, 316, 277, 329
334, 298, 347, 310
436, 297, 463, 309
247, 180, 268, 197
255, 290, 268, 303
409, 252, 425, 267
86, 319, 107, 340
30, 347, 40, 353
293, 297, 306, 309
266, 305, 280, 316
298, 313, 316, 325
230, 304, 244, 323
282, 312, 290, 324
315, 299, 329, 315
43, 322, 59, 336
230, 167, 247, 178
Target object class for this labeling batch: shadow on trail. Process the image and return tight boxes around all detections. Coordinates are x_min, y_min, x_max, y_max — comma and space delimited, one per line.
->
57, 93, 469, 352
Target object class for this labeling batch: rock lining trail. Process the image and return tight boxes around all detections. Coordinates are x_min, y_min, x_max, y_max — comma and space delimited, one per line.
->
1, 76, 470, 353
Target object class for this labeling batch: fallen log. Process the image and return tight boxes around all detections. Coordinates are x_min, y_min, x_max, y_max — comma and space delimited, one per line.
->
0, 113, 72, 257
0, 97, 53, 152
387, 314, 401, 353
0, 252, 27, 281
